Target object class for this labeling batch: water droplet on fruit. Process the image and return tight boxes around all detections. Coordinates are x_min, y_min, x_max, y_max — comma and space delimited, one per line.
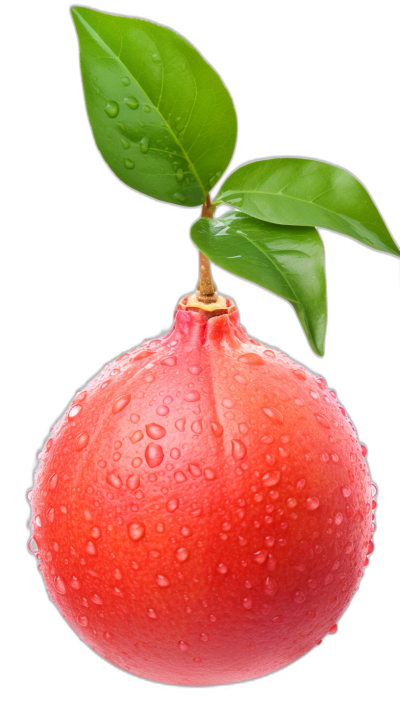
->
113, 396, 131, 415
328, 624, 338, 634
262, 471, 281, 487
306, 497, 320, 510
186, 464, 200, 479
175, 547, 189, 562
126, 474, 140, 491
156, 574, 170, 587
231, 439, 247, 461
174, 471, 187, 483
54, 576, 66, 594
86, 540, 97, 555
145, 443, 164, 467
253, 550, 267, 564
211, 422, 223, 436
295, 398, 305, 407
334, 511, 343, 526
264, 577, 277, 595
217, 563, 228, 574
184, 390, 200, 402
68, 575, 81, 591
146, 423, 166, 440
263, 407, 283, 424
239, 353, 265, 365
234, 374, 248, 385
178, 640, 189, 651
341, 486, 351, 498
294, 369, 306, 380
128, 522, 145, 542
278, 447, 290, 458
75, 432, 89, 451
78, 615, 88, 626
293, 590, 305, 603
107, 472, 122, 489
105, 101, 119, 118
160, 356, 176, 368
188, 365, 202, 374
90, 592, 103, 605
167, 498, 179, 513
130, 430, 143, 445
315, 414, 330, 429
361, 445, 367, 457
69, 404, 82, 418
175, 418, 186, 432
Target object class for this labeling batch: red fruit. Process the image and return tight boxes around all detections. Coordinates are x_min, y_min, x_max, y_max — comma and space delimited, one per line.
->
30, 301, 373, 685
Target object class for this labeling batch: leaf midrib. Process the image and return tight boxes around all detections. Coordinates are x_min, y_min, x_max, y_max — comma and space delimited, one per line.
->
215, 221, 319, 347
220, 188, 379, 236
214, 221, 306, 315
75, 10, 207, 200
234, 221, 325, 348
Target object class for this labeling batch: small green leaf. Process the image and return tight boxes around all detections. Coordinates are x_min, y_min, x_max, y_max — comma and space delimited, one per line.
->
217, 159, 399, 256
71, 7, 237, 206
191, 212, 327, 355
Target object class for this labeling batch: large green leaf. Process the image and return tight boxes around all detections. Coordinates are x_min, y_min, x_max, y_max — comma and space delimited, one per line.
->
216, 159, 399, 256
71, 7, 237, 206
191, 211, 327, 355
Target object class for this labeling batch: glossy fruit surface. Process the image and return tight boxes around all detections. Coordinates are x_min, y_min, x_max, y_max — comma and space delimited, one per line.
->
29, 305, 374, 685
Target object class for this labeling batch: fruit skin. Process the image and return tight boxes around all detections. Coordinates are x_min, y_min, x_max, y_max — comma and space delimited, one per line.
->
30, 306, 373, 685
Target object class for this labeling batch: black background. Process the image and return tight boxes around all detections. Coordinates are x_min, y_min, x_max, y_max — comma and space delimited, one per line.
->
21, 0, 399, 700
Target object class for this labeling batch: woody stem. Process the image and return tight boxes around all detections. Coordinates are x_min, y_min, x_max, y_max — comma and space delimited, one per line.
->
197, 195, 217, 303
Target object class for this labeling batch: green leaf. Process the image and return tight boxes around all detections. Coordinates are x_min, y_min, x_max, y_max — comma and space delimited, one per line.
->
191, 211, 327, 355
71, 7, 237, 206
216, 159, 399, 256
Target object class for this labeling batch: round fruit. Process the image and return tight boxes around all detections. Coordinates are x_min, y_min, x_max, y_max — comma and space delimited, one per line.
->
29, 299, 374, 685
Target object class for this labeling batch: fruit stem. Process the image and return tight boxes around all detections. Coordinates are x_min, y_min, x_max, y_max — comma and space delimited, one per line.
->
197, 195, 217, 304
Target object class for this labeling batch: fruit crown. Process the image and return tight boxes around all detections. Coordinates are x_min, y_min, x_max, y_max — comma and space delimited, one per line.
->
71, 6, 399, 356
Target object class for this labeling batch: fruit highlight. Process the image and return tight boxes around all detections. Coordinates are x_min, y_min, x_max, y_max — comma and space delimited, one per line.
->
29, 299, 374, 685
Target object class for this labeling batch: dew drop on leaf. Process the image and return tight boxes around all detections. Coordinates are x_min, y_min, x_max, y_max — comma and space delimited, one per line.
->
104, 101, 119, 118
124, 96, 138, 110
